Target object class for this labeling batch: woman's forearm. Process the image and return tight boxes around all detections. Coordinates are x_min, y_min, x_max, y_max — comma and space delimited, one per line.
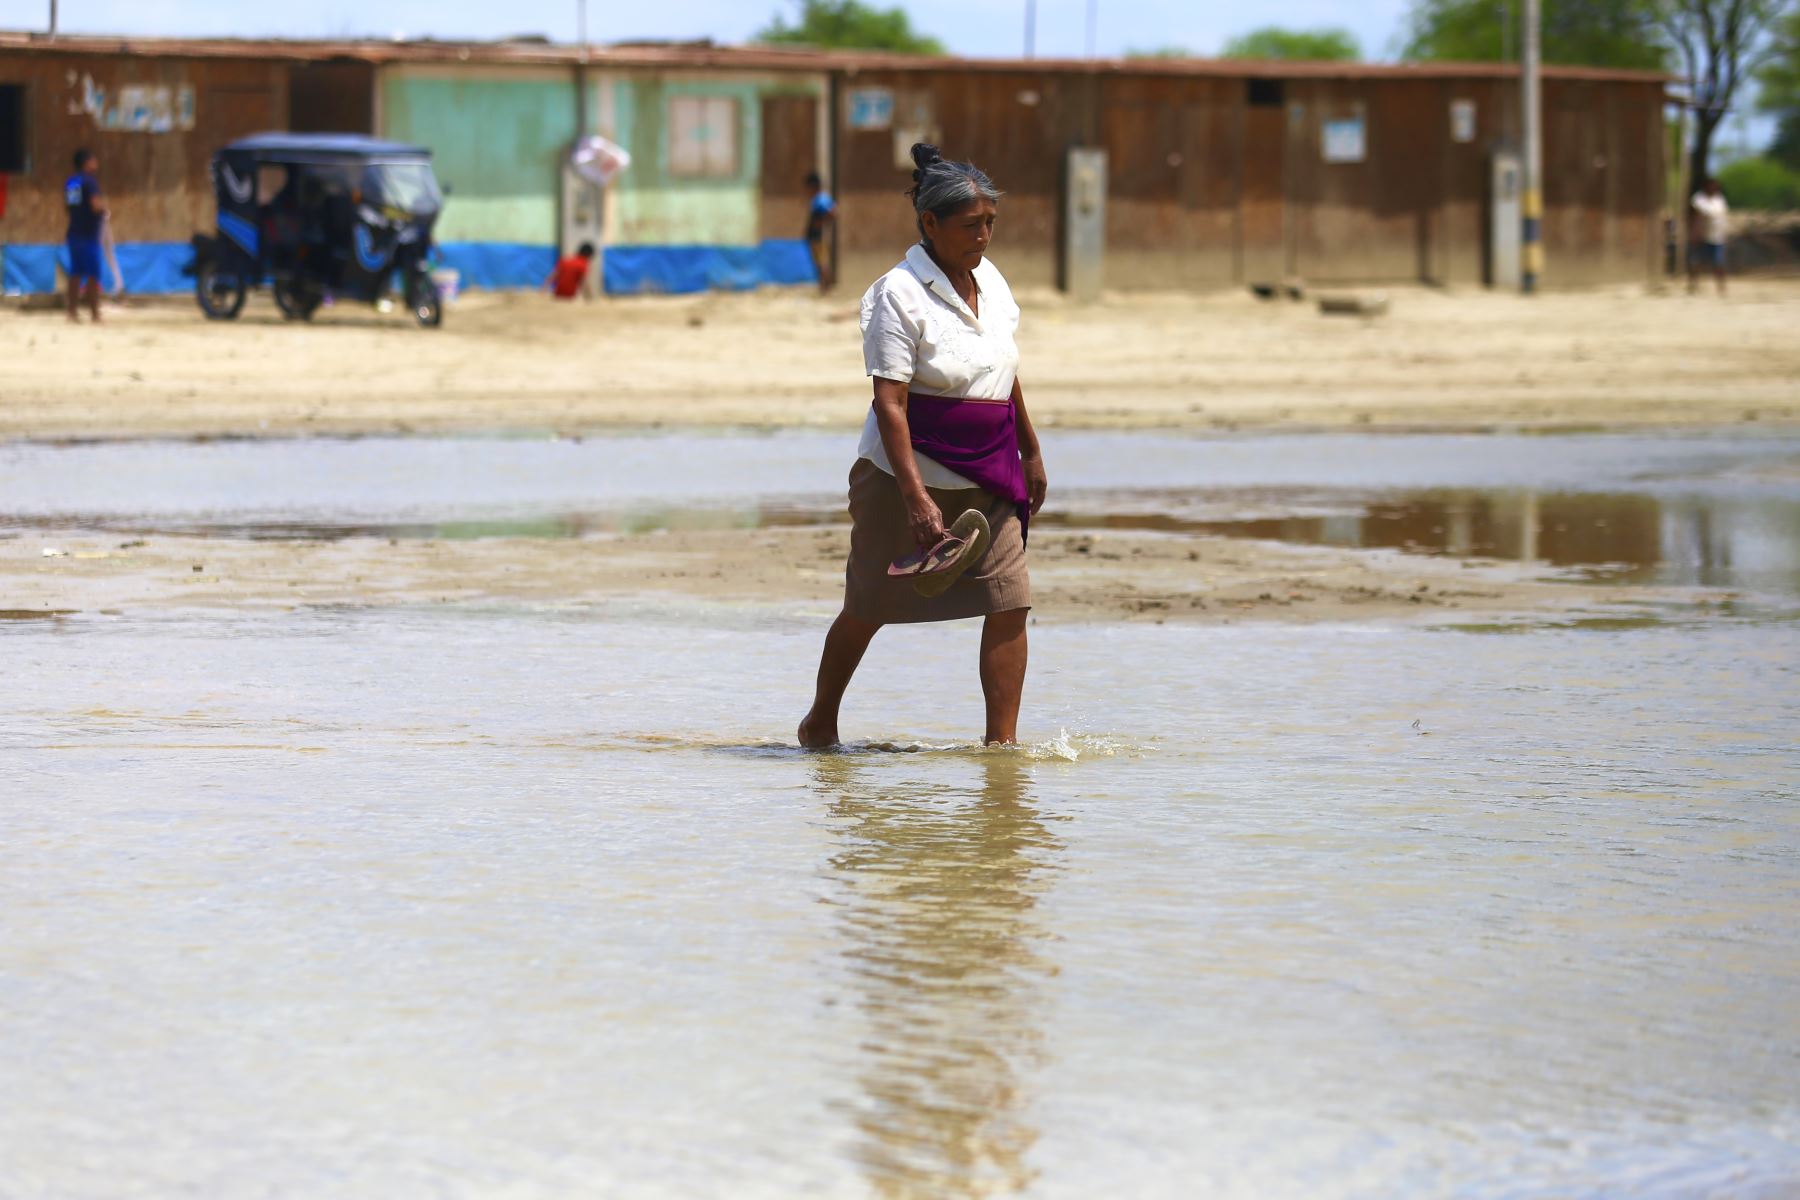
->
873, 379, 930, 498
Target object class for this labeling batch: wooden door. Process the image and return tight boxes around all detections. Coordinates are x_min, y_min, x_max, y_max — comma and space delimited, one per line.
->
759, 94, 819, 242
1240, 103, 1288, 284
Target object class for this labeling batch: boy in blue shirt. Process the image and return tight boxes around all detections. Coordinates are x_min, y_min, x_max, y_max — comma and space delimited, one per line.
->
64, 148, 106, 322
804, 171, 835, 293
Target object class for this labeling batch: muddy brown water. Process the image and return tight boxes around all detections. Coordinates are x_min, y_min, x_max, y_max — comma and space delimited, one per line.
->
2, 430, 1798, 1196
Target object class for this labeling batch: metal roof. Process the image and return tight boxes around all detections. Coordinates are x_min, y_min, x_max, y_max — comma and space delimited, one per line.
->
222, 132, 430, 160
0, 32, 1671, 84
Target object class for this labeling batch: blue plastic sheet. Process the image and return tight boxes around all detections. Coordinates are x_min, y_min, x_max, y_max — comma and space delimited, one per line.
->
1, 241, 193, 295
431, 242, 558, 292
603, 240, 817, 294
3, 239, 819, 296
1, 244, 58, 294
111, 242, 195, 294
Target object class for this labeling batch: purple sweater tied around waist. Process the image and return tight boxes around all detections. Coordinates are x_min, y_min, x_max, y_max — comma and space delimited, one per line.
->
904, 393, 1031, 545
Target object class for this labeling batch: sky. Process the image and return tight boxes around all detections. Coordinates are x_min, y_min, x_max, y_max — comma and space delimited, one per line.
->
0, 0, 1415, 61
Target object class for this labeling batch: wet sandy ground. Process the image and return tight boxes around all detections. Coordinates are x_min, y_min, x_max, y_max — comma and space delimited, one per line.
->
5, 429, 1792, 628
5, 279, 1799, 440
0, 524, 1750, 628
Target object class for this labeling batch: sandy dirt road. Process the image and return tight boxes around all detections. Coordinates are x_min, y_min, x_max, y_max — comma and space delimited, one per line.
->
4, 278, 1798, 440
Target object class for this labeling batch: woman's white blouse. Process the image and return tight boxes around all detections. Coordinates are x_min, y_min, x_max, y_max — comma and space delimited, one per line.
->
857, 243, 1022, 489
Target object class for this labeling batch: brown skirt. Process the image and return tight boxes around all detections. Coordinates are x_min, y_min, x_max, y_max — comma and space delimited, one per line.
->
843, 457, 1031, 624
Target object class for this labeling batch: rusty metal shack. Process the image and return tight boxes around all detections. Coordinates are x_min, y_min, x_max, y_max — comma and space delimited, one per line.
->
0, 33, 1667, 294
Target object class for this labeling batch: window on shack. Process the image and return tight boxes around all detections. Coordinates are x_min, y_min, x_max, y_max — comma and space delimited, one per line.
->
1247, 79, 1285, 108
667, 95, 739, 179
0, 84, 27, 173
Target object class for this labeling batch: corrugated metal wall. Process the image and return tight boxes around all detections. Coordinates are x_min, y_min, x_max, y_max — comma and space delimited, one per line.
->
0, 44, 1664, 292
289, 60, 374, 135
834, 68, 1664, 291
835, 69, 1091, 290
600, 70, 825, 248
0, 50, 289, 243
380, 64, 577, 246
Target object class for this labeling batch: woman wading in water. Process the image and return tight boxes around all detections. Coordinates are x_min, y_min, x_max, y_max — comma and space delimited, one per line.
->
798, 144, 1047, 748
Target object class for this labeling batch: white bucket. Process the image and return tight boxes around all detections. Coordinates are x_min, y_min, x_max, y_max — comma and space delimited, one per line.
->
430, 268, 461, 304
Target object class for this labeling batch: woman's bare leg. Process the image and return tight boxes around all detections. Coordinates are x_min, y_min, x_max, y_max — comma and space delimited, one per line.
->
798, 610, 881, 748
979, 608, 1029, 744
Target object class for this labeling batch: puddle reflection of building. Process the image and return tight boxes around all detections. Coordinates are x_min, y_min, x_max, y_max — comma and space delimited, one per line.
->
813, 752, 1063, 1199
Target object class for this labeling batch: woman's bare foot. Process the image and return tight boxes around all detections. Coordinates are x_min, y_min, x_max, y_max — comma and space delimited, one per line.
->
797, 710, 838, 749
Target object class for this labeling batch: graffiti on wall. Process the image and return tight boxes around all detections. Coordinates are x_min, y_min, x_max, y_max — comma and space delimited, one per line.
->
66, 72, 196, 133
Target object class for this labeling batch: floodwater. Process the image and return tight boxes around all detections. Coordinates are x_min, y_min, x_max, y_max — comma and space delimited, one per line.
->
4, 431, 1799, 1197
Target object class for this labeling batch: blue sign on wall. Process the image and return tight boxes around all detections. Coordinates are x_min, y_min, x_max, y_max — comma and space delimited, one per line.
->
848, 88, 893, 131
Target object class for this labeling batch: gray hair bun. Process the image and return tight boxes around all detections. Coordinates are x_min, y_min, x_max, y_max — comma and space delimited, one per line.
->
910, 142, 943, 182
907, 146, 1001, 233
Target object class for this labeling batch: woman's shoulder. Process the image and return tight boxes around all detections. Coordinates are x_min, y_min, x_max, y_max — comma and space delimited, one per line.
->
866, 259, 930, 301
860, 261, 930, 321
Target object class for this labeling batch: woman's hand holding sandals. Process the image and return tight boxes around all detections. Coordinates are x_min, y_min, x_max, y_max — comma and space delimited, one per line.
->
904, 489, 947, 548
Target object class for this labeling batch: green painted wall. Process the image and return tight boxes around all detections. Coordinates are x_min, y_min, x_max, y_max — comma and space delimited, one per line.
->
382, 69, 575, 245
607, 76, 763, 247
379, 67, 824, 248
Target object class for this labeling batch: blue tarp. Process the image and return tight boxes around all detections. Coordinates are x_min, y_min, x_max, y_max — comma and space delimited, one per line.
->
0, 242, 193, 295
432, 242, 558, 292
0, 240, 555, 295
2, 238, 818, 296
603, 239, 817, 294
3, 244, 57, 294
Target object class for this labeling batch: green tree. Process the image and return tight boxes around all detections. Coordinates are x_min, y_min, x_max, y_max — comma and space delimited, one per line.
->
1657, 0, 1797, 188
1403, 0, 1797, 183
754, 0, 946, 54
1716, 153, 1800, 204
1220, 26, 1362, 60
1770, 113, 1800, 169
1756, 7, 1800, 168
1401, 0, 1666, 68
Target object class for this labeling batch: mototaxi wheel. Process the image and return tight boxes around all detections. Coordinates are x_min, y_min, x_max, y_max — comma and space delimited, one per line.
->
406, 271, 443, 328
195, 261, 247, 321
273, 277, 323, 321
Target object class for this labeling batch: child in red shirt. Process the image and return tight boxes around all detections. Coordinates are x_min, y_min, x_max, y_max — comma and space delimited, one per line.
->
548, 242, 596, 299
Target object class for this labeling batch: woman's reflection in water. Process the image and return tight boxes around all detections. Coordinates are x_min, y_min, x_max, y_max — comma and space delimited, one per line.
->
815, 750, 1065, 1198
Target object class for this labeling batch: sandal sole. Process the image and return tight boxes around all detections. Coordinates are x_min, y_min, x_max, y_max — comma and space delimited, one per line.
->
913, 509, 991, 598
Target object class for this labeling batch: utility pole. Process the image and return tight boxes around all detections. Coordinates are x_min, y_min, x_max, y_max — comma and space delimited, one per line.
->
1024, 0, 1035, 59
1674, 93, 1692, 275
48, 0, 57, 39
576, 0, 589, 136
1521, 0, 1543, 293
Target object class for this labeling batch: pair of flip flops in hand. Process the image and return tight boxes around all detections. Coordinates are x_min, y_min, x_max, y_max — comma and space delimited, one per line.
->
887, 509, 992, 598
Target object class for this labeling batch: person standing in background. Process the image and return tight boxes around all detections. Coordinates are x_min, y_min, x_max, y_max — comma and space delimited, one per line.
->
1688, 179, 1730, 297
64, 148, 106, 322
804, 171, 836, 294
